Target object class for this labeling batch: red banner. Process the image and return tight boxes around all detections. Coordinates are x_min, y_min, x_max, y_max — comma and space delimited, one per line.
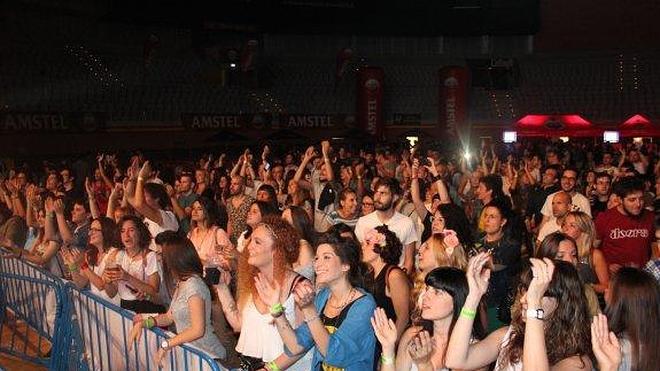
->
356, 66, 384, 138
438, 66, 469, 135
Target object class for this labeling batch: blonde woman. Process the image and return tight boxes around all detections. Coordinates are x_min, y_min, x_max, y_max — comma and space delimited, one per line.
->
414, 230, 467, 305
561, 211, 609, 294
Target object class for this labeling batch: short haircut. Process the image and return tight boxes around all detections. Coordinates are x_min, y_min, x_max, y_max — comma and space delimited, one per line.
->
375, 177, 402, 196
612, 177, 644, 199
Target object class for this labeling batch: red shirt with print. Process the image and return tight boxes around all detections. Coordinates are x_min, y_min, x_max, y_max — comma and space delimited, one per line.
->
595, 208, 654, 268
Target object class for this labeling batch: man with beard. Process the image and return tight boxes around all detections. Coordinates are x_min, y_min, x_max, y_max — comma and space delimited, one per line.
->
354, 177, 418, 274
226, 175, 255, 244
595, 177, 654, 273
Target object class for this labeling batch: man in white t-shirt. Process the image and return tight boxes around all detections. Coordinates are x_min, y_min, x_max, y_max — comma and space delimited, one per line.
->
540, 168, 591, 227
537, 191, 571, 244
355, 177, 418, 273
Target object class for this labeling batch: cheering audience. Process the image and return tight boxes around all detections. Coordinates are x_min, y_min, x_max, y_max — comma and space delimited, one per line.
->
1, 138, 658, 370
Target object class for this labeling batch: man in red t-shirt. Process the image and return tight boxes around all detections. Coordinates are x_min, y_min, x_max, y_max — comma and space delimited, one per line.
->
595, 177, 654, 273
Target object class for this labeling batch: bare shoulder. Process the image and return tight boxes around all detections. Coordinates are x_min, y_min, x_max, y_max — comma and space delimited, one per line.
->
551, 355, 592, 371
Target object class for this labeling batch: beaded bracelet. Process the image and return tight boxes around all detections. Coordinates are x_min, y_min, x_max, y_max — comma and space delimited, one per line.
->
304, 313, 320, 323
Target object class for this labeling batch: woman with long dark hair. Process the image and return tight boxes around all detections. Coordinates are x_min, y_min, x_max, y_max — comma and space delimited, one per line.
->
129, 234, 226, 366
63, 216, 121, 305
103, 215, 165, 313
281, 205, 316, 280
371, 267, 485, 371
187, 197, 232, 270
604, 267, 660, 371
255, 233, 377, 370
446, 253, 593, 370
535, 232, 600, 316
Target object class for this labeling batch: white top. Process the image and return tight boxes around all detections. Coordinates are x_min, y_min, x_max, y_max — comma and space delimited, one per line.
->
91, 249, 121, 305
354, 211, 419, 267
235, 293, 295, 362
541, 191, 591, 217
235, 292, 311, 370
236, 230, 248, 253
494, 326, 522, 371
114, 250, 161, 302
536, 218, 562, 243
143, 210, 179, 252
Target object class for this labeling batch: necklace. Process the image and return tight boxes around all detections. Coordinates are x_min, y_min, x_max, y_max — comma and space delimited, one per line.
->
329, 287, 355, 310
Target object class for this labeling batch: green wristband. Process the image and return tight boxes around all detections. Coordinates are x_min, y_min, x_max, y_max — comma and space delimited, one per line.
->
143, 316, 156, 329
460, 307, 477, 319
270, 303, 285, 317
381, 354, 395, 365
266, 361, 281, 371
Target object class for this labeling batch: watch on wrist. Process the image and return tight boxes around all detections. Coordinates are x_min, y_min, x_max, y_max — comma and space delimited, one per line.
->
526, 308, 545, 320
160, 339, 170, 350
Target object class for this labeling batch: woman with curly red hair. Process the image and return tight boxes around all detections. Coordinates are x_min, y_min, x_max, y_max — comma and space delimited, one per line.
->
213, 215, 312, 370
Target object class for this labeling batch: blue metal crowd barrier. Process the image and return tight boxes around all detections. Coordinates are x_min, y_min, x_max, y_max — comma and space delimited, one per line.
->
0, 251, 225, 371
68, 284, 224, 371
0, 272, 70, 370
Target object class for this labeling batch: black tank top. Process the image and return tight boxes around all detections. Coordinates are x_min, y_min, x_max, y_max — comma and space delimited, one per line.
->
370, 264, 399, 323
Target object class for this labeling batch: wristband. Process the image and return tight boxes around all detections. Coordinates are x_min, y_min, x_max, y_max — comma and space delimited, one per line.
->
304, 313, 320, 323
270, 303, 285, 317
143, 316, 156, 329
460, 307, 477, 319
68, 263, 80, 273
380, 354, 395, 365
265, 361, 281, 371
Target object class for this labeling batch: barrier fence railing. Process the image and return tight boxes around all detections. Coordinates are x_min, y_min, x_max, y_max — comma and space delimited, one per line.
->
0, 251, 225, 371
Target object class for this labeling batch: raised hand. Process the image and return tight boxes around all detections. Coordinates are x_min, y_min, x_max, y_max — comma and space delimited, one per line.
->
53, 199, 65, 215
254, 272, 282, 308
84, 177, 94, 196
293, 279, 316, 310
526, 258, 555, 305
137, 160, 152, 180
424, 157, 439, 177
591, 314, 622, 371
370, 307, 398, 354
304, 146, 316, 162
411, 159, 420, 179
128, 157, 140, 180
408, 330, 434, 365
164, 183, 175, 198
355, 162, 366, 179
321, 140, 331, 157
466, 252, 492, 300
